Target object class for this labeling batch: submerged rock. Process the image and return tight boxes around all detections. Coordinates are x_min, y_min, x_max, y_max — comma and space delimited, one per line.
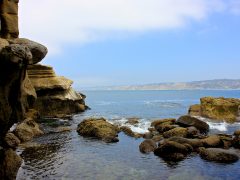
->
200, 97, 240, 123
199, 147, 239, 163
139, 139, 157, 153
120, 126, 142, 138
177, 115, 209, 133
77, 118, 120, 143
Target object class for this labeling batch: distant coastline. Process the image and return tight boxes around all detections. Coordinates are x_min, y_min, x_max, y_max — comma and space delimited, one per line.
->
81, 79, 240, 91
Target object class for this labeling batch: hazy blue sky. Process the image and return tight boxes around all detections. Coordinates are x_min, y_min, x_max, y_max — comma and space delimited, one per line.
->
20, 0, 240, 89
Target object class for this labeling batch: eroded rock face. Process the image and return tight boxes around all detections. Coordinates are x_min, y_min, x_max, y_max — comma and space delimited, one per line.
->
77, 118, 120, 143
27, 64, 87, 118
0, 44, 32, 144
200, 97, 240, 123
0, 0, 19, 39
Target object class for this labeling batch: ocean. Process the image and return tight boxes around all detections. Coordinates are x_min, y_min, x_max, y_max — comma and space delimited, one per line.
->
17, 90, 240, 180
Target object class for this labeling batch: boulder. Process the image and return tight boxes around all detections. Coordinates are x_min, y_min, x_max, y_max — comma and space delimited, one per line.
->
177, 115, 209, 133
77, 118, 120, 143
0, 38, 9, 52
199, 147, 239, 163
143, 132, 153, 139
201, 135, 222, 148
151, 118, 176, 128
152, 135, 164, 142
168, 137, 203, 149
10, 38, 48, 64
155, 124, 179, 133
0, 149, 22, 180
125, 117, 139, 125
4, 133, 20, 149
139, 139, 157, 153
120, 126, 142, 138
187, 126, 200, 137
200, 97, 240, 123
188, 104, 201, 116
234, 130, 240, 136
14, 118, 44, 142
154, 140, 192, 161
163, 127, 188, 138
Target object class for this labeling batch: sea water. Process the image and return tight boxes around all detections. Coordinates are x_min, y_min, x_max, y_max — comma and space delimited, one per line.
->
17, 90, 240, 180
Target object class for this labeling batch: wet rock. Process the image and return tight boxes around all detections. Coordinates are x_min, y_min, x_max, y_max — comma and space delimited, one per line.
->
139, 139, 157, 153
187, 126, 200, 137
168, 137, 203, 149
154, 140, 192, 161
0, 149, 22, 180
155, 124, 178, 133
125, 118, 139, 126
152, 135, 164, 142
151, 118, 176, 128
199, 147, 239, 163
10, 38, 48, 64
4, 133, 20, 149
188, 104, 201, 116
163, 127, 188, 138
218, 134, 233, 149
120, 126, 142, 138
201, 135, 222, 148
200, 97, 240, 123
77, 118, 120, 143
177, 115, 209, 133
143, 132, 153, 139
14, 118, 44, 142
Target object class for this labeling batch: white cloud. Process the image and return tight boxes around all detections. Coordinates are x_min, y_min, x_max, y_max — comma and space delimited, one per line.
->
19, 0, 225, 54
229, 0, 240, 15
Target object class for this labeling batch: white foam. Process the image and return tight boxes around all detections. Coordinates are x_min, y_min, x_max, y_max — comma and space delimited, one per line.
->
207, 122, 228, 131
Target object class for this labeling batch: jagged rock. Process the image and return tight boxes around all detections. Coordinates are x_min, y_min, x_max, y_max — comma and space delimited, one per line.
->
14, 118, 43, 142
188, 104, 201, 116
0, 44, 32, 144
4, 133, 20, 149
201, 135, 222, 148
199, 147, 239, 163
0, 149, 22, 180
0, 0, 19, 39
200, 97, 240, 123
177, 115, 209, 133
120, 126, 142, 138
139, 139, 157, 153
77, 118, 120, 143
9, 38, 48, 64
163, 127, 188, 138
27, 64, 87, 118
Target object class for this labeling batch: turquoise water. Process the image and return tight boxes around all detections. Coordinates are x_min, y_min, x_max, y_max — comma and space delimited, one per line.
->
17, 90, 240, 180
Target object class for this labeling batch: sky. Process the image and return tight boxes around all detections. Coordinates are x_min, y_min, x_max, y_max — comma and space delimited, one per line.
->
19, 0, 240, 89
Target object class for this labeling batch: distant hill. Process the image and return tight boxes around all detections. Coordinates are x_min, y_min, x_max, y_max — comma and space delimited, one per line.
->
87, 79, 240, 90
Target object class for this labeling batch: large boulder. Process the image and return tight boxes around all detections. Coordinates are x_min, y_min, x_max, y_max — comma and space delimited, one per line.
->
163, 127, 188, 138
10, 38, 48, 64
199, 147, 239, 163
154, 140, 192, 161
139, 139, 157, 153
14, 118, 43, 142
177, 115, 209, 133
200, 97, 240, 123
201, 135, 222, 148
168, 137, 203, 149
77, 118, 120, 143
